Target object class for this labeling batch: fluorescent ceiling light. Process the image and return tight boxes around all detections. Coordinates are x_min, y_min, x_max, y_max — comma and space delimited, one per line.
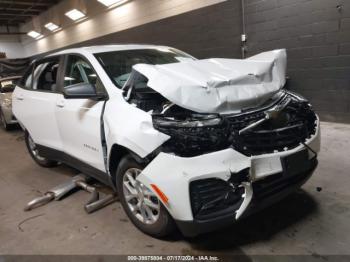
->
65, 9, 86, 21
27, 30, 43, 39
45, 22, 61, 32
97, 0, 127, 7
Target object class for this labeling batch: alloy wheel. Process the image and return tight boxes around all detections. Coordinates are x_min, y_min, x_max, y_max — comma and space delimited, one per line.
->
122, 168, 160, 225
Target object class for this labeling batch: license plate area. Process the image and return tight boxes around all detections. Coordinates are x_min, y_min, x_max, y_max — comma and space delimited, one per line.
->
281, 149, 310, 177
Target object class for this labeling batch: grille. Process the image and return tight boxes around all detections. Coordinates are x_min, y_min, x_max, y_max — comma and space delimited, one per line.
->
227, 98, 317, 156
154, 93, 318, 157
190, 176, 245, 220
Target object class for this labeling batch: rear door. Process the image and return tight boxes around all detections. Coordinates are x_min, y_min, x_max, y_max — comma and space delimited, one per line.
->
13, 56, 63, 151
55, 54, 107, 172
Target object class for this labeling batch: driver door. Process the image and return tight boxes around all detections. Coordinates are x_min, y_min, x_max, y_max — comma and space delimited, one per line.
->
55, 54, 106, 172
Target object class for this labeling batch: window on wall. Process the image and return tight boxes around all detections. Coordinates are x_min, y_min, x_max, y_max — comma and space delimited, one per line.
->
32, 57, 60, 92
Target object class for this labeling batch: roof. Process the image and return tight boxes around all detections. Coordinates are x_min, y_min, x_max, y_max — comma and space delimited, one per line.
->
50, 44, 173, 57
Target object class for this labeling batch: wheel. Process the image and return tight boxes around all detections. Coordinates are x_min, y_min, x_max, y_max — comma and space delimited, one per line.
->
25, 131, 58, 168
0, 109, 10, 131
116, 154, 175, 238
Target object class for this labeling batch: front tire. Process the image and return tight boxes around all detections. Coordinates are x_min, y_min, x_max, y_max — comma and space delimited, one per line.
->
116, 154, 175, 238
25, 131, 58, 168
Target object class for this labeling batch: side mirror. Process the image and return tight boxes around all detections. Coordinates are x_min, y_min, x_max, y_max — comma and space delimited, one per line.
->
63, 83, 107, 100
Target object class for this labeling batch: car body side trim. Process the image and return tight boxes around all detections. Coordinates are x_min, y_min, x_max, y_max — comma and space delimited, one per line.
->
36, 144, 116, 190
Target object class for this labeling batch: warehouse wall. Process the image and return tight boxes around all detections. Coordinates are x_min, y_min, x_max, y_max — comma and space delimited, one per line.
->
64, 0, 242, 59
244, 0, 350, 122
21, 0, 350, 122
21, 0, 229, 56
0, 34, 25, 59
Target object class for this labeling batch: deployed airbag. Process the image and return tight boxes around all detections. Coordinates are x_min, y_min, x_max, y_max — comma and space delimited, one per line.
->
132, 49, 287, 114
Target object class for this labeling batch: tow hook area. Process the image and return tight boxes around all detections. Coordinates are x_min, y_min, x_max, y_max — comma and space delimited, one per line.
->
24, 175, 117, 214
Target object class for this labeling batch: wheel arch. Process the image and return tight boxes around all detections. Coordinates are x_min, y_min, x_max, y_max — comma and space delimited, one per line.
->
108, 144, 148, 182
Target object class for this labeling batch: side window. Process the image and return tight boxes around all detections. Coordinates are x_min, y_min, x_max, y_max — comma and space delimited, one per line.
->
64, 55, 97, 87
64, 55, 105, 94
32, 57, 60, 92
18, 64, 34, 89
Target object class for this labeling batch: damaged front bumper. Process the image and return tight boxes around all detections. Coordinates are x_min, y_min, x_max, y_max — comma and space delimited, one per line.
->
137, 118, 320, 237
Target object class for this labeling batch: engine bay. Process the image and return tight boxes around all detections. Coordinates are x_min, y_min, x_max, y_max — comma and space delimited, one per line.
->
123, 72, 317, 158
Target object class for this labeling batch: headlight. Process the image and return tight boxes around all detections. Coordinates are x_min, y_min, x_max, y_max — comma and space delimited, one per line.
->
153, 114, 222, 128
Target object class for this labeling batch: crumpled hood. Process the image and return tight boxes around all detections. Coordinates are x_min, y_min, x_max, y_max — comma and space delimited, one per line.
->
132, 49, 287, 114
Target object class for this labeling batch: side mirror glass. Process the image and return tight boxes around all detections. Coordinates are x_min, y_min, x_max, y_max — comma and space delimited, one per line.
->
63, 83, 106, 100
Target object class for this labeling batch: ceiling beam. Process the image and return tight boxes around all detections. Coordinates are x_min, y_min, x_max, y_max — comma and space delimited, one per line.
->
0, 6, 45, 12
0, 19, 25, 23
0, 13, 37, 17
0, 9, 41, 15
0, 32, 27, 35
0, 1, 55, 6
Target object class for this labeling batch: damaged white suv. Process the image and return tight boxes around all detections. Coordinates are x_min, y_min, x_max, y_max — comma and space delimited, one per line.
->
13, 45, 320, 237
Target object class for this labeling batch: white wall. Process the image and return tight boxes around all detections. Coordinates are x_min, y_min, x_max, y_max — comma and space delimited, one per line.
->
0, 35, 25, 59
20, 0, 227, 57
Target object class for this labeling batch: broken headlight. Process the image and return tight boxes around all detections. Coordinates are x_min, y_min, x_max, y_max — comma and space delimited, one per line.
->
152, 114, 222, 128
152, 114, 231, 157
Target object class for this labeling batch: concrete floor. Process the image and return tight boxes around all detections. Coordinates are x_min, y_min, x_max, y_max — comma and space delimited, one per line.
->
0, 122, 350, 257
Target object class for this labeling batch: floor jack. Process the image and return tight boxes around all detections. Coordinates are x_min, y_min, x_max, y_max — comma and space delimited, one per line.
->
24, 175, 117, 213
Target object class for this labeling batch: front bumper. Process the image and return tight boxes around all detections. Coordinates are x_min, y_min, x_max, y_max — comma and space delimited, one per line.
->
137, 118, 320, 236
175, 157, 317, 237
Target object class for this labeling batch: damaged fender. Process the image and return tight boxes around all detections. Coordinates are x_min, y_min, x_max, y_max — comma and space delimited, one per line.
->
103, 95, 170, 159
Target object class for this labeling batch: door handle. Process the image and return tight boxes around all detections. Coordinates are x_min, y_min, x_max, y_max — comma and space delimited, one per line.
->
56, 100, 65, 108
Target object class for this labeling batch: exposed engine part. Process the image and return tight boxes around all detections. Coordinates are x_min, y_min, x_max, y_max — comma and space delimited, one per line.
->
123, 73, 317, 158
122, 70, 168, 113
152, 92, 317, 157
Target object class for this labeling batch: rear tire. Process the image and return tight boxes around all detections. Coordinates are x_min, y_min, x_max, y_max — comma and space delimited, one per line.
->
116, 154, 175, 238
25, 131, 58, 168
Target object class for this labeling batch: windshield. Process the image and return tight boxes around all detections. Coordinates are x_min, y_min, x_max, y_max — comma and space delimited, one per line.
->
94, 48, 195, 88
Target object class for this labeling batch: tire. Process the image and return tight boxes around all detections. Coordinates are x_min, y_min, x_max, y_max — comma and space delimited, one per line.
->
116, 154, 175, 238
0, 109, 10, 131
25, 131, 58, 168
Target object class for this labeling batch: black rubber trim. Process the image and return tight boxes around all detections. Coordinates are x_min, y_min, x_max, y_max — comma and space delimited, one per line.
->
36, 144, 116, 190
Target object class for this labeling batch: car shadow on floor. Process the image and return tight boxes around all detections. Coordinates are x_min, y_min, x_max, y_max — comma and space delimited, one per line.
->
48, 164, 318, 255
183, 189, 318, 252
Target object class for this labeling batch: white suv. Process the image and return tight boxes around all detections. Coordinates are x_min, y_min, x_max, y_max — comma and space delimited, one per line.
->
13, 45, 320, 237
